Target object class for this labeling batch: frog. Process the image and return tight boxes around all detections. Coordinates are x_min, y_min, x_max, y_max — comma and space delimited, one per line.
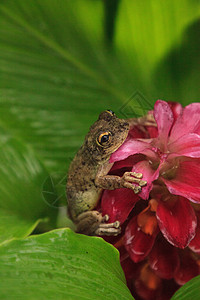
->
66, 110, 156, 236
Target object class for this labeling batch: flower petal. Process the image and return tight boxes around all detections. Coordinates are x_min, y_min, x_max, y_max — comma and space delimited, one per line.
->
101, 188, 139, 224
132, 160, 160, 200
189, 213, 200, 254
128, 126, 148, 139
168, 101, 183, 121
174, 251, 199, 285
156, 196, 197, 248
120, 252, 141, 281
153, 100, 174, 145
109, 155, 143, 173
149, 237, 179, 279
169, 133, 200, 158
110, 139, 152, 163
134, 264, 162, 300
170, 102, 200, 141
188, 226, 200, 254
163, 158, 200, 203
124, 216, 157, 263
147, 126, 158, 138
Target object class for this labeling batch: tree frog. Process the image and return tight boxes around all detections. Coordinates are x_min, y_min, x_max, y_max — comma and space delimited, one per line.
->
67, 110, 155, 236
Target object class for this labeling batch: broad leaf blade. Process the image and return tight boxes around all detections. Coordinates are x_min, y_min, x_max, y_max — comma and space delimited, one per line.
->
0, 134, 57, 243
171, 275, 200, 300
116, 0, 200, 73
0, 212, 42, 245
0, 228, 134, 300
0, 0, 151, 172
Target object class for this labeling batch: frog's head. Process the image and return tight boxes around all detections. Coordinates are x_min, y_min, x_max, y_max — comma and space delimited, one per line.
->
85, 110, 129, 162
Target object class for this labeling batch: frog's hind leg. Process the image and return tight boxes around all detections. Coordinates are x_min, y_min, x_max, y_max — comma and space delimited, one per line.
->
75, 211, 121, 236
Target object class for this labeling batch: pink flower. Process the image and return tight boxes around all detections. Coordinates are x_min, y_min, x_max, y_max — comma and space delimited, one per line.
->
100, 100, 200, 299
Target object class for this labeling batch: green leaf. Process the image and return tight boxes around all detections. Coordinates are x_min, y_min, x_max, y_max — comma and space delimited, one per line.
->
154, 18, 200, 104
115, 0, 200, 75
171, 275, 200, 300
0, 0, 199, 241
103, 0, 120, 44
0, 133, 57, 244
0, 228, 134, 300
0, 1, 199, 173
0, 0, 154, 173
0, 213, 42, 245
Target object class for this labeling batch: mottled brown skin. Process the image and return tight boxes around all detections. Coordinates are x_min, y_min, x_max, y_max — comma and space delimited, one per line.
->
67, 110, 155, 236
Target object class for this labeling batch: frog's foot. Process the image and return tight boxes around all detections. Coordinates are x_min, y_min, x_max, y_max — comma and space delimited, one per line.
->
121, 171, 147, 194
75, 211, 121, 236
95, 216, 121, 236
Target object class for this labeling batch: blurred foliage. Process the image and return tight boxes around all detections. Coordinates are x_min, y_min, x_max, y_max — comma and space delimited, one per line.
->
0, 0, 200, 298
0, 0, 199, 174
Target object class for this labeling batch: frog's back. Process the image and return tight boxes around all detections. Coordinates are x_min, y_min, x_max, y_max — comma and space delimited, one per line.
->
67, 145, 101, 220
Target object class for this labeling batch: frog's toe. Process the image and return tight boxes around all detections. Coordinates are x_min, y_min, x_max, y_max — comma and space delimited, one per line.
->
95, 220, 121, 236
99, 220, 120, 229
133, 186, 142, 194
102, 214, 109, 222
139, 180, 147, 186
75, 211, 121, 236
122, 171, 147, 193
129, 171, 143, 178
95, 226, 121, 236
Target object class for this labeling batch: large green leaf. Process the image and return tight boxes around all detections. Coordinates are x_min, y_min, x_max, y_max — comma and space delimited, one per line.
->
171, 275, 200, 300
115, 0, 200, 105
0, 1, 199, 298
116, 0, 200, 76
154, 18, 200, 103
0, 0, 199, 174
0, 228, 134, 300
0, 0, 154, 173
0, 132, 57, 244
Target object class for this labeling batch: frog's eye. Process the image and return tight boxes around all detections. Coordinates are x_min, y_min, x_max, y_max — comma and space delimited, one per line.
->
96, 131, 112, 147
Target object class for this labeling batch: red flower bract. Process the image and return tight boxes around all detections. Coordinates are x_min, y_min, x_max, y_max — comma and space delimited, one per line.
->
100, 100, 200, 299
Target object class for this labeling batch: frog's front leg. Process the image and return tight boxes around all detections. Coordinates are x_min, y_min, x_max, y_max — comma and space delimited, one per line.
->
74, 165, 147, 236
75, 211, 121, 236
95, 170, 147, 194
